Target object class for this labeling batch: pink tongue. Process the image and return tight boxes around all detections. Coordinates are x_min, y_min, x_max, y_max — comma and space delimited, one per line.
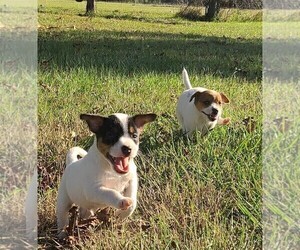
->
114, 157, 129, 172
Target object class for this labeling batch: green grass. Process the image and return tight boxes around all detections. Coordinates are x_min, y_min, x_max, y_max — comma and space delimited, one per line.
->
38, 1, 262, 248
263, 83, 300, 249
0, 5, 37, 243
176, 6, 262, 22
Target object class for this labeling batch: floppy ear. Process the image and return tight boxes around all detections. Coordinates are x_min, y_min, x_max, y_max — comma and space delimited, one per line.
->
220, 93, 230, 104
189, 91, 201, 103
133, 113, 157, 131
80, 114, 105, 133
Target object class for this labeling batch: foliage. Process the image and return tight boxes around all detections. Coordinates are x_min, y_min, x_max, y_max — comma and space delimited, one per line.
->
176, 5, 262, 21
96, 0, 263, 9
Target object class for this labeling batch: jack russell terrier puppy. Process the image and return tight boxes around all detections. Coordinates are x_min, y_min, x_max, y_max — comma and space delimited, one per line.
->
56, 112, 156, 237
25, 169, 37, 240
176, 68, 230, 137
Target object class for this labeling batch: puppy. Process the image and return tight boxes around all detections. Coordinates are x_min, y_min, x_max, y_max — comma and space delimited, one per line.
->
176, 68, 230, 136
56, 113, 156, 237
25, 169, 37, 240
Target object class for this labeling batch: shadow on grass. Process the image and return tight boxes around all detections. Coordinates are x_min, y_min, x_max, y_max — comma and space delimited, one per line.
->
38, 29, 262, 81
102, 14, 180, 24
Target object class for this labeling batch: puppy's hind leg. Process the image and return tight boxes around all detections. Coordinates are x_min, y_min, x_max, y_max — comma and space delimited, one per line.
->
25, 170, 37, 239
176, 109, 184, 130
56, 177, 72, 238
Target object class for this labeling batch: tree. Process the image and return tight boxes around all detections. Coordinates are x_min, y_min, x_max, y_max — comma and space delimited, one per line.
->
86, 0, 95, 15
204, 0, 220, 21
75, 0, 95, 15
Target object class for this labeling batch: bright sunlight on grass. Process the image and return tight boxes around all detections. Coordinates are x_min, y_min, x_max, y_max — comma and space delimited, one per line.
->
38, 1, 262, 248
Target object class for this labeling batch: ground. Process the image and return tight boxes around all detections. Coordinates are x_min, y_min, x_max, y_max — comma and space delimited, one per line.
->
37, 1, 262, 248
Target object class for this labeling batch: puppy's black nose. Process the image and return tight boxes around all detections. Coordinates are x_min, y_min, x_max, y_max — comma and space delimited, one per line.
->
212, 108, 218, 115
121, 146, 131, 157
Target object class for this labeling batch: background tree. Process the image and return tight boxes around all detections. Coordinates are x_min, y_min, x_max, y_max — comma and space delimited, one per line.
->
86, 0, 95, 14
204, 0, 220, 21
76, 0, 95, 15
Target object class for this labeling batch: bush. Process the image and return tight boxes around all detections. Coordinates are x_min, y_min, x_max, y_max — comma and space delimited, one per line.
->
176, 5, 262, 22
95, 0, 263, 9
176, 6, 204, 21
185, 0, 262, 9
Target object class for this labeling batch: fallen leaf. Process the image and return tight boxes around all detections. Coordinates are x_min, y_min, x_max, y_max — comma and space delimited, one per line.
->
273, 116, 292, 133
66, 206, 79, 236
242, 116, 256, 132
141, 222, 151, 231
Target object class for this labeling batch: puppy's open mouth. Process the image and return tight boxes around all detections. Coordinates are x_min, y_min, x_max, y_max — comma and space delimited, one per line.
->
202, 111, 217, 122
107, 154, 129, 174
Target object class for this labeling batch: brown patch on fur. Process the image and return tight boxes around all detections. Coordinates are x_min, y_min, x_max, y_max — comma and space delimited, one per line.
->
133, 114, 157, 133
220, 92, 230, 104
80, 114, 104, 133
97, 138, 111, 157
129, 125, 136, 134
190, 90, 229, 111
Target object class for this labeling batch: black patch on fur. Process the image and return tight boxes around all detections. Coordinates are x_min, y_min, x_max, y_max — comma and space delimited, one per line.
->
127, 117, 139, 144
96, 115, 124, 145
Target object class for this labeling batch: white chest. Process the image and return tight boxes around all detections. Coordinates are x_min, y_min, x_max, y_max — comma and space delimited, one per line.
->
99, 171, 132, 192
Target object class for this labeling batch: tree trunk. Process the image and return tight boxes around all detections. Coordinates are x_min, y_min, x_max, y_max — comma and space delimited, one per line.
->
205, 0, 220, 21
86, 0, 95, 15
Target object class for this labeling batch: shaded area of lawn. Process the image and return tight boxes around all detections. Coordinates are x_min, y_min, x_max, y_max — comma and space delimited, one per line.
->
38, 29, 262, 81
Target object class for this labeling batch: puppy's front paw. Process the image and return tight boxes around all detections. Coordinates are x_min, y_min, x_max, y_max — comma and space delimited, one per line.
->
218, 117, 230, 125
223, 117, 230, 125
119, 198, 133, 210
116, 208, 133, 220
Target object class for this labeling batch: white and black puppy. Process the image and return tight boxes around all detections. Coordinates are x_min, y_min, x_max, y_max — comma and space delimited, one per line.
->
56, 112, 156, 237
176, 68, 230, 137
25, 170, 37, 240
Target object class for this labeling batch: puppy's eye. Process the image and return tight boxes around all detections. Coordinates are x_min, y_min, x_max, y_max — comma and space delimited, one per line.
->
131, 133, 138, 139
204, 101, 210, 105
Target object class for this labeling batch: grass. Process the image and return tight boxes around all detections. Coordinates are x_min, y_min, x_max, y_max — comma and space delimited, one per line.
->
0, 3, 37, 246
263, 83, 300, 249
37, 0, 262, 248
176, 6, 262, 22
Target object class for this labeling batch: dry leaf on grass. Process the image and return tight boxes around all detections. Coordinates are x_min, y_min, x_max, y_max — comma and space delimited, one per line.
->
273, 116, 292, 133
66, 206, 79, 236
60, 206, 113, 245
141, 222, 151, 231
242, 116, 256, 132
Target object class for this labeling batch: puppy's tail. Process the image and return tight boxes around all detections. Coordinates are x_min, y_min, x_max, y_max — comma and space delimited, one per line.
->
66, 147, 87, 166
182, 68, 192, 90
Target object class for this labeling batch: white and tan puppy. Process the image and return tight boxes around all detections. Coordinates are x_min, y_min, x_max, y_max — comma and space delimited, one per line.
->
56, 113, 156, 237
176, 68, 230, 136
25, 169, 37, 240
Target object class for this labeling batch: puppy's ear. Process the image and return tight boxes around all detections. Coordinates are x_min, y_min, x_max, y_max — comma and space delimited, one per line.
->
133, 113, 157, 131
189, 91, 201, 103
220, 93, 230, 104
80, 114, 105, 133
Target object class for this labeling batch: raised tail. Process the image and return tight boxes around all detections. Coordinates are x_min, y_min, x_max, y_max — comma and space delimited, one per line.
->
182, 68, 192, 90
66, 147, 87, 166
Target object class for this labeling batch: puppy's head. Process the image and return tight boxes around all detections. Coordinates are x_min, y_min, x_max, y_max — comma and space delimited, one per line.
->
190, 90, 229, 122
80, 113, 156, 174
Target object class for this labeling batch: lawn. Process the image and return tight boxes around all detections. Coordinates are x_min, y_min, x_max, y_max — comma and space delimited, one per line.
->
38, 0, 262, 248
